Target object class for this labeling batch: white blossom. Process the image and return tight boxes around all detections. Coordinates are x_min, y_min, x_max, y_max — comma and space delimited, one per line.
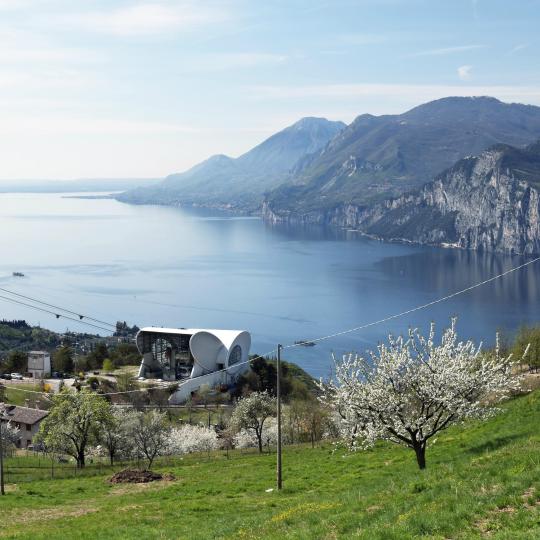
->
320, 319, 524, 469
167, 424, 219, 455
233, 417, 289, 449
1, 422, 20, 455
229, 391, 276, 453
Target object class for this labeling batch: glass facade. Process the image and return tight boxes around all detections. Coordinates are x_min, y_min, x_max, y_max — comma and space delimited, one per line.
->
138, 331, 194, 381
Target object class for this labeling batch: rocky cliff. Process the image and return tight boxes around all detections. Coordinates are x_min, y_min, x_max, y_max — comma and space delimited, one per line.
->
263, 143, 540, 255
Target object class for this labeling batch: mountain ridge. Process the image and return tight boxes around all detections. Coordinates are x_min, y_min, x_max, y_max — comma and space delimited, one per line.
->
264, 140, 540, 255
116, 117, 345, 211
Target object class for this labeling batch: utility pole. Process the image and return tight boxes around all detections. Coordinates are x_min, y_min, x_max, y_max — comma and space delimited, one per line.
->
276, 343, 282, 490
0, 413, 4, 496
0, 405, 15, 496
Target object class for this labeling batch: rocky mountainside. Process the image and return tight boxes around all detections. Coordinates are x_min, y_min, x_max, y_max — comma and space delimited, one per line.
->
116, 117, 344, 211
264, 97, 540, 214
264, 142, 540, 255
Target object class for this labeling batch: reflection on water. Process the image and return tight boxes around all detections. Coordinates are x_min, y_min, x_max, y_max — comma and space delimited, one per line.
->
0, 193, 538, 378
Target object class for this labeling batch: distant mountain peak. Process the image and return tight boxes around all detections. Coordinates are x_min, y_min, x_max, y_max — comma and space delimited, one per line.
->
289, 117, 345, 130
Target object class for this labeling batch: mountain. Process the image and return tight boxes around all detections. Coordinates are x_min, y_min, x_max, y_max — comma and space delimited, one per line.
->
263, 97, 540, 217
116, 117, 345, 211
266, 141, 540, 255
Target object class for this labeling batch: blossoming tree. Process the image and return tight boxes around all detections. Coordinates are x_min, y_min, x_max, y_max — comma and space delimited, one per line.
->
321, 320, 524, 469
0, 422, 20, 456
168, 424, 219, 455
230, 391, 276, 453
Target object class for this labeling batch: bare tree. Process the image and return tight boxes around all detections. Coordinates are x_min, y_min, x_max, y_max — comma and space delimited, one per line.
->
129, 410, 169, 469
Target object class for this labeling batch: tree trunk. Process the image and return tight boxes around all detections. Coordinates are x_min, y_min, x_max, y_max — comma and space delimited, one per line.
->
414, 443, 426, 470
78, 451, 85, 469
109, 453, 114, 466
257, 434, 263, 454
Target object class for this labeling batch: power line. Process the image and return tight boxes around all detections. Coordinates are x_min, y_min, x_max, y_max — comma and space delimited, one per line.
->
0, 294, 113, 334
0, 286, 117, 329
282, 255, 540, 350
2, 255, 538, 399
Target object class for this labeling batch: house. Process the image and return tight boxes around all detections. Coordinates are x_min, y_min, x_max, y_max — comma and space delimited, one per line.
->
27, 351, 51, 379
0, 403, 49, 448
136, 327, 251, 404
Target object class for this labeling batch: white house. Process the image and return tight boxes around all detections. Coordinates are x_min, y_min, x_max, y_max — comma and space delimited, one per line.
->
136, 327, 251, 404
27, 351, 51, 379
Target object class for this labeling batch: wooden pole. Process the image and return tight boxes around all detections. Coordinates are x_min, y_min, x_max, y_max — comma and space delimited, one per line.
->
0, 418, 5, 495
276, 344, 282, 490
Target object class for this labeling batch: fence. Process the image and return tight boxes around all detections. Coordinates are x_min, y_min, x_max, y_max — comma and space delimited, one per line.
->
2, 444, 290, 484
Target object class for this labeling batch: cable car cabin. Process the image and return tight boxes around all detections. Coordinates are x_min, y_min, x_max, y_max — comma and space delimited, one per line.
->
135, 327, 251, 403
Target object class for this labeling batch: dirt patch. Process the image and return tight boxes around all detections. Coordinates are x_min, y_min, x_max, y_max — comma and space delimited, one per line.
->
0, 506, 98, 534
109, 469, 175, 484
522, 487, 540, 509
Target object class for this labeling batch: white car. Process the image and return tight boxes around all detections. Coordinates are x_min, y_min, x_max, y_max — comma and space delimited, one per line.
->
10, 373, 23, 380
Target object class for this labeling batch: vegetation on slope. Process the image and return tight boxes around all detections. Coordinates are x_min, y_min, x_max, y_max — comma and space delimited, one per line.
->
1, 389, 539, 539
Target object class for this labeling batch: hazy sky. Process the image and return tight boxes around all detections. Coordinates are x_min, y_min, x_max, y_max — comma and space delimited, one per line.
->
0, 0, 539, 179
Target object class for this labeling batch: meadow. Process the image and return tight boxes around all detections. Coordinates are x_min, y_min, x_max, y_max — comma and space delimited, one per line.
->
1, 389, 539, 539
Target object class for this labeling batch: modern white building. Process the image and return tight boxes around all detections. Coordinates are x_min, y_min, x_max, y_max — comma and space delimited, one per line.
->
27, 351, 51, 379
136, 327, 251, 403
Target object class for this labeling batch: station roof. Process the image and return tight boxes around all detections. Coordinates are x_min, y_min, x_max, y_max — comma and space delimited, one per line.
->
137, 327, 249, 350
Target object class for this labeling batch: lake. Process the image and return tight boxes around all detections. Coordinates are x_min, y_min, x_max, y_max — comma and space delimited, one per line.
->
1, 192, 539, 378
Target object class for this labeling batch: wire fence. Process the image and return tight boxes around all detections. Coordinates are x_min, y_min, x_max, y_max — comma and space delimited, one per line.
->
2, 442, 303, 484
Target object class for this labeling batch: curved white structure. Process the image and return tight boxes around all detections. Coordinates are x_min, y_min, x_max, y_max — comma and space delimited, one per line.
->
136, 327, 251, 403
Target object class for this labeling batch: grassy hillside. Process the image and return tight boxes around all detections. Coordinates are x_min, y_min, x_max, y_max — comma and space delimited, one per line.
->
2, 390, 540, 539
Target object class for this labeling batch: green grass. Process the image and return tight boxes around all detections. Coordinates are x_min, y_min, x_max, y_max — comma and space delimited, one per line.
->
2, 383, 43, 406
1, 391, 540, 539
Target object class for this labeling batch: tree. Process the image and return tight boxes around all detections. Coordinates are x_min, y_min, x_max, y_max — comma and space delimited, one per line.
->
512, 325, 540, 373
37, 389, 112, 468
99, 408, 137, 465
5, 351, 27, 373
168, 424, 219, 455
109, 343, 141, 366
321, 320, 523, 470
0, 422, 20, 455
86, 342, 109, 370
102, 359, 114, 373
53, 346, 74, 374
229, 391, 275, 453
129, 410, 169, 469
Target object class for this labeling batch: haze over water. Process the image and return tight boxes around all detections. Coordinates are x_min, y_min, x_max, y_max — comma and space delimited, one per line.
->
1, 192, 539, 378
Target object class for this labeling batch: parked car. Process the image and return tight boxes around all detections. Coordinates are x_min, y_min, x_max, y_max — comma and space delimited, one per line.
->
0, 373, 12, 380
10, 373, 23, 380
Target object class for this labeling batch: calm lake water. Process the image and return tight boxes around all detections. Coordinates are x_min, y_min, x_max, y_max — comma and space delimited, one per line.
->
1, 192, 539, 378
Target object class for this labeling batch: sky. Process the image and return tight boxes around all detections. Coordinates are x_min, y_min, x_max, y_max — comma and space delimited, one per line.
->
0, 0, 539, 180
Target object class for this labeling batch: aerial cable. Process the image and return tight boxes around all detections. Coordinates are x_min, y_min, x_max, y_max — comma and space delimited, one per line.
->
0, 286, 117, 328
0, 294, 113, 334
2, 255, 539, 398
282, 255, 540, 350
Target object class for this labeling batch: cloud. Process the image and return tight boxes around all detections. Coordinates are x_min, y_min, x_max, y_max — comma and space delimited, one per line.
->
411, 44, 485, 57
55, 2, 228, 36
506, 44, 528, 56
457, 65, 472, 80
0, 47, 101, 64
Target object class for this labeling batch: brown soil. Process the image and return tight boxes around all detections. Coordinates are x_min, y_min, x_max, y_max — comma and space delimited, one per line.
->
108, 469, 175, 484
